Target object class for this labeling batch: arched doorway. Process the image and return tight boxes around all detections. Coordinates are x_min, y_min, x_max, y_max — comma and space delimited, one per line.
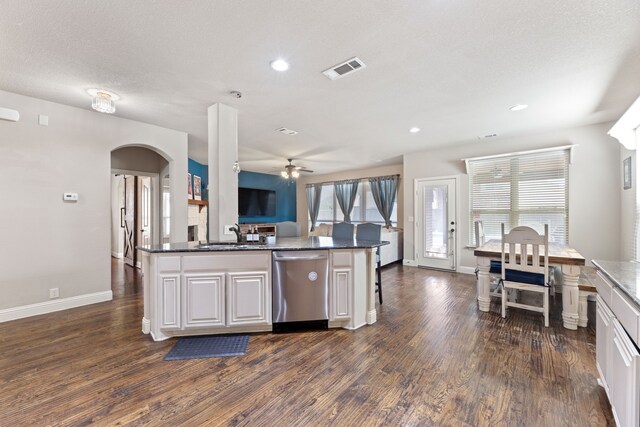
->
110, 146, 171, 292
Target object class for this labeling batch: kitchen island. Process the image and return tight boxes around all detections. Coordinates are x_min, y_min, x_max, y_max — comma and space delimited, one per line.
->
138, 236, 387, 341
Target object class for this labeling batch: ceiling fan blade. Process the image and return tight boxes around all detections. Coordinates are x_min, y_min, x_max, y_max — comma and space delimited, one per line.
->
297, 167, 314, 173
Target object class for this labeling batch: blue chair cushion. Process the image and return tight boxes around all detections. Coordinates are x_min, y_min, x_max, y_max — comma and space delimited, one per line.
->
491, 260, 546, 286
490, 260, 502, 274
504, 269, 545, 286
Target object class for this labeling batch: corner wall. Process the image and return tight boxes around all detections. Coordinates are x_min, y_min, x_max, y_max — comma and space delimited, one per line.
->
403, 122, 621, 271
0, 89, 188, 316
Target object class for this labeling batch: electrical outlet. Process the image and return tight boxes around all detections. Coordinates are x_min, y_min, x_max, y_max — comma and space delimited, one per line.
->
223, 225, 235, 235
49, 288, 59, 299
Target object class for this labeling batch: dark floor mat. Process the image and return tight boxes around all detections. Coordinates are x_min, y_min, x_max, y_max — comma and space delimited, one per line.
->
164, 335, 249, 360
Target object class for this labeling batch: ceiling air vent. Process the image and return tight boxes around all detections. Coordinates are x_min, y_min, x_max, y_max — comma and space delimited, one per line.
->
322, 57, 367, 80
276, 127, 298, 136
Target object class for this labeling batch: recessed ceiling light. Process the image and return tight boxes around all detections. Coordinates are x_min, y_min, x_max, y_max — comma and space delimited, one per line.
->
409, 127, 420, 133
509, 104, 528, 111
276, 127, 298, 135
270, 59, 289, 71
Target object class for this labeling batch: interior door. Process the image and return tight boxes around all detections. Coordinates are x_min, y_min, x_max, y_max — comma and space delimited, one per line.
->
123, 175, 137, 267
136, 176, 151, 267
416, 178, 456, 270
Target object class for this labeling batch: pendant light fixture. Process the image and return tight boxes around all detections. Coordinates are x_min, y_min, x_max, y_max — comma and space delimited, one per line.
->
232, 160, 241, 173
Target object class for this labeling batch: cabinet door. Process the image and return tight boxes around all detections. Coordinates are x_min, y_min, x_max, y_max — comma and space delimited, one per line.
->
331, 268, 352, 320
596, 296, 613, 394
227, 271, 270, 326
611, 319, 640, 427
159, 274, 181, 330
183, 273, 225, 329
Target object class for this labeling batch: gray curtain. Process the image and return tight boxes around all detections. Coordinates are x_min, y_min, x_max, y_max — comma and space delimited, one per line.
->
334, 179, 360, 223
305, 183, 322, 231
369, 175, 399, 227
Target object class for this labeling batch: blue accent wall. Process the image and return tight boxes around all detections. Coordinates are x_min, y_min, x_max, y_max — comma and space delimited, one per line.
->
188, 158, 209, 200
238, 171, 296, 223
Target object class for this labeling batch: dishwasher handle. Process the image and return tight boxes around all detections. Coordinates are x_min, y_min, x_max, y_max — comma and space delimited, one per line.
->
273, 253, 328, 262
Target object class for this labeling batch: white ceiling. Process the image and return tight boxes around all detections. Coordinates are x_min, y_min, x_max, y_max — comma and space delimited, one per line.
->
1, 0, 639, 175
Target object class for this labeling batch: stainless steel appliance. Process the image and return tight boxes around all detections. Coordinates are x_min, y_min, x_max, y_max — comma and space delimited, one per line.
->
272, 250, 329, 331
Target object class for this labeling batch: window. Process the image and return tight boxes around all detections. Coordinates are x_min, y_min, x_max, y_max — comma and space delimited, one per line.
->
314, 180, 397, 225
468, 147, 570, 245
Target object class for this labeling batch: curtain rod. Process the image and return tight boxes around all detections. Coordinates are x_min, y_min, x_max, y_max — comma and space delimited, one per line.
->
305, 174, 400, 187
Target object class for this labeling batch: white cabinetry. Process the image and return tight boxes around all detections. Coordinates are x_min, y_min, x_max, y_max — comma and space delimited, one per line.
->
611, 318, 640, 427
227, 271, 270, 326
596, 295, 613, 395
330, 250, 353, 321
159, 274, 181, 330
594, 270, 640, 427
183, 273, 225, 328
152, 252, 271, 339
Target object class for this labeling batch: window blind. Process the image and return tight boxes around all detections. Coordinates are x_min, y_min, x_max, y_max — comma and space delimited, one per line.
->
468, 148, 570, 245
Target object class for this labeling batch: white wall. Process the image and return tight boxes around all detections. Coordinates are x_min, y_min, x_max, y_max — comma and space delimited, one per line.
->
403, 122, 621, 271
296, 164, 403, 234
620, 147, 636, 260
0, 90, 188, 313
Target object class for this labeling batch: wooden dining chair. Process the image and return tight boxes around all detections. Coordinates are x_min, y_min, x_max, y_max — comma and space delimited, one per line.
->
356, 223, 383, 304
500, 223, 550, 327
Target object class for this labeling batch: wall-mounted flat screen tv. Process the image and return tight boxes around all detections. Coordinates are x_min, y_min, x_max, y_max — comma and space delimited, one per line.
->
238, 187, 276, 216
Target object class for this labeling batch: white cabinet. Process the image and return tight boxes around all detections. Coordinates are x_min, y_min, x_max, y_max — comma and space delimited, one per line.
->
332, 268, 352, 320
159, 274, 181, 330
153, 252, 272, 337
611, 318, 640, 427
596, 295, 613, 395
595, 269, 640, 427
330, 250, 353, 321
183, 273, 225, 329
227, 271, 270, 326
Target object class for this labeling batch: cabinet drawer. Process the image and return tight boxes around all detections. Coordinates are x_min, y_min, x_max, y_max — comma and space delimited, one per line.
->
612, 288, 640, 347
595, 270, 614, 308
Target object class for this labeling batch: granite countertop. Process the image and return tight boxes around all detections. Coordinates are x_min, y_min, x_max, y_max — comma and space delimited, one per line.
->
138, 236, 389, 254
592, 259, 640, 306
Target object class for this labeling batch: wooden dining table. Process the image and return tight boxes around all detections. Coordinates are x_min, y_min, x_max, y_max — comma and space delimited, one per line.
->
474, 239, 586, 330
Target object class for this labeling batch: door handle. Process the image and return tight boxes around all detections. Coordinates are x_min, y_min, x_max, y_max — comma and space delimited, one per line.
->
120, 208, 125, 228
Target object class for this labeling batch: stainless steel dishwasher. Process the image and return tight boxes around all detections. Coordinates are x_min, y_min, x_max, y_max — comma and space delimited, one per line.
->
272, 250, 329, 332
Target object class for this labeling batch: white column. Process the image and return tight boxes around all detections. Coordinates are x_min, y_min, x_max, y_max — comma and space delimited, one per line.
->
208, 103, 239, 241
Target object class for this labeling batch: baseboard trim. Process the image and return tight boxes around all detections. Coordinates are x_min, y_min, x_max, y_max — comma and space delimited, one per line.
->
0, 291, 113, 323
403, 259, 418, 267
457, 266, 476, 275
111, 251, 123, 259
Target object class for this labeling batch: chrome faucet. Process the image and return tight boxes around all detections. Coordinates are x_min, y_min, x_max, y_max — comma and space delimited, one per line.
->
230, 223, 242, 243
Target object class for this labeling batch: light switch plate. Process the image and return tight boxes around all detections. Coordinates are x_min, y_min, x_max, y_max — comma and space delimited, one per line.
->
39, 114, 48, 126
63, 193, 78, 202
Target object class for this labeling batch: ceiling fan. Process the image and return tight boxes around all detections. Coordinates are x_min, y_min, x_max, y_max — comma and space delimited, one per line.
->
281, 158, 313, 179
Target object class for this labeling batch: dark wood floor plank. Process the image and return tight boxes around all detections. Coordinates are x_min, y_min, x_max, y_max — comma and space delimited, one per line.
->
0, 260, 613, 426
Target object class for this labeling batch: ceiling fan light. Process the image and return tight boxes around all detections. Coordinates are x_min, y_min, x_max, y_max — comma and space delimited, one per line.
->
281, 170, 289, 178
291, 170, 300, 178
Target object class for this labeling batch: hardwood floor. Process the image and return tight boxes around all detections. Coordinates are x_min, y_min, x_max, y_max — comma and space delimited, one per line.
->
0, 260, 613, 426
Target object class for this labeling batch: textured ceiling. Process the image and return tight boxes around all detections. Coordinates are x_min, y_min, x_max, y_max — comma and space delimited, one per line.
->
1, 0, 639, 174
